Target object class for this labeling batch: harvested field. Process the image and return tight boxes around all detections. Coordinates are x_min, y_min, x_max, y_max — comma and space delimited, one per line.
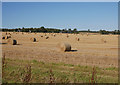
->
1, 32, 118, 83
1, 32, 118, 68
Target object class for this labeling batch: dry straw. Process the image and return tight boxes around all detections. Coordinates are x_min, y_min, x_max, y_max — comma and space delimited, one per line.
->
5, 35, 11, 39
2, 36, 5, 39
40, 35, 43, 37
5, 32, 7, 35
5, 36, 8, 39
76, 37, 80, 41
45, 36, 49, 39
57, 42, 71, 52
53, 34, 56, 37
9, 33, 11, 35
8, 39, 17, 45
66, 34, 69, 38
101, 38, 107, 43
30, 38, 36, 42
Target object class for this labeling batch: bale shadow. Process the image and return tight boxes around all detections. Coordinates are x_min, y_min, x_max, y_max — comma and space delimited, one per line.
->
0, 43, 7, 44
66, 50, 77, 52
32, 41, 39, 43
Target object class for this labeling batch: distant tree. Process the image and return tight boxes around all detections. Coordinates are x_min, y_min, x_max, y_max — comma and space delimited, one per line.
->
2, 26, 119, 35
40, 26, 45, 29
21, 27, 25, 32
22, 27, 24, 29
88, 29, 90, 32
40, 26, 47, 32
18, 28, 21, 30
68, 28, 72, 33
73, 28, 77, 33
15, 28, 18, 32
99, 30, 109, 34
73, 28, 77, 31
62, 29, 68, 33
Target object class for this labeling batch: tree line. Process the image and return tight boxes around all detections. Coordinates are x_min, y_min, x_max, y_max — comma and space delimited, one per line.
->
1, 26, 120, 35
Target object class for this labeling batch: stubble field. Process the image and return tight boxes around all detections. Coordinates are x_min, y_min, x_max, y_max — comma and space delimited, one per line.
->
1, 32, 118, 83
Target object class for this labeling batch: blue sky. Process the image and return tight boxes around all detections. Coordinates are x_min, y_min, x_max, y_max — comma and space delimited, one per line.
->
2, 2, 118, 31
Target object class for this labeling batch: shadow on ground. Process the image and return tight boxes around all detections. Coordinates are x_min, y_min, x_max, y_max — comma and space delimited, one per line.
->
0, 43, 7, 44
66, 50, 77, 52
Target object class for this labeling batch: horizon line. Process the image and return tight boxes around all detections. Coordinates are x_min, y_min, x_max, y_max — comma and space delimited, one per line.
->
1, 27, 118, 31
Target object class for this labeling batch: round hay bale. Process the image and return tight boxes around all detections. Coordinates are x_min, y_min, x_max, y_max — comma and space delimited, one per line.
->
53, 34, 56, 37
8, 39, 17, 45
45, 36, 49, 39
5, 36, 9, 39
67, 35, 69, 38
30, 38, 36, 42
57, 42, 71, 52
2, 36, 5, 39
76, 37, 80, 41
40, 35, 43, 37
8, 35, 11, 38
101, 38, 107, 43
104, 40, 107, 43
5, 35, 11, 39
9, 33, 11, 35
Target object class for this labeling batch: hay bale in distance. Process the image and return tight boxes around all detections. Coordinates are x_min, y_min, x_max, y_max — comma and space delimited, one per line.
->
58, 42, 71, 52
9, 33, 11, 35
30, 38, 36, 42
40, 35, 43, 37
101, 38, 107, 43
66, 35, 69, 38
76, 37, 80, 41
8, 39, 17, 45
2, 36, 5, 39
5, 35, 11, 39
104, 40, 107, 43
5, 36, 8, 39
45, 36, 49, 39
87, 33, 89, 36
8, 35, 11, 38
53, 34, 56, 37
